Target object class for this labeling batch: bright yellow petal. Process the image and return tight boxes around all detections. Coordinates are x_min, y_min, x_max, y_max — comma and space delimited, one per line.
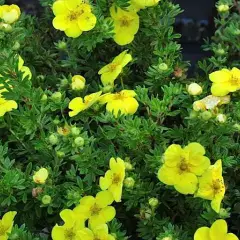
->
78, 12, 97, 31
52, 0, 66, 15
211, 83, 231, 97
106, 100, 124, 117
21, 66, 32, 80
164, 144, 183, 167
226, 233, 239, 240
157, 165, 179, 186
65, 22, 83, 38
92, 224, 109, 236
194, 227, 211, 240
211, 197, 223, 213
98, 93, 115, 105
78, 228, 94, 240
113, 50, 132, 67
51, 225, 65, 240
209, 219, 227, 240
68, 97, 85, 116
114, 31, 135, 46
100, 206, 116, 222
123, 97, 139, 115
174, 172, 198, 194
109, 184, 122, 202
100, 65, 122, 86
189, 156, 210, 176
184, 142, 205, 156
120, 90, 137, 97
89, 214, 105, 229
99, 170, 113, 190
60, 209, 75, 227
80, 196, 95, 207
52, 15, 69, 30
96, 190, 114, 208
64, 0, 83, 10
209, 70, 231, 83
2, 211, 17, 229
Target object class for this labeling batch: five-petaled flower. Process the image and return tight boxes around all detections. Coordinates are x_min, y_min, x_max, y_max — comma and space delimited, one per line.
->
0, 4, 21, 24
52, 0, 97, 38
158, 142, 210, 195
99, 90, 139, 117
110, 6, 139, 46
33, 168, 49, 184
68, 91, 102, 117
209, 67, 240, 96
74, 191, 116, 228
194, 219, 238, 240
0, 211, 17, 240
52, 209, 85, 240
100, 157, 126, 202
195, 160, 225, 213
79, 224, 115, 240
98, 50, 132, 87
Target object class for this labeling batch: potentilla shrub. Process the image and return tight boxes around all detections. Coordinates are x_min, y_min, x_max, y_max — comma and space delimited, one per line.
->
0, 0, 239, 239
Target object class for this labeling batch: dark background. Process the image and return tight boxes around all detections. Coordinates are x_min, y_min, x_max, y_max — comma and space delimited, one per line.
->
5, 0, 216, 65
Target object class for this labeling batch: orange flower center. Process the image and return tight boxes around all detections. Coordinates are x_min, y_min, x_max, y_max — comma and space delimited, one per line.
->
178, 157, 189, 173
90, 204, 101, 216
212, 179, 224, 194
231, 74, 240, 86
69, 11, 79, 21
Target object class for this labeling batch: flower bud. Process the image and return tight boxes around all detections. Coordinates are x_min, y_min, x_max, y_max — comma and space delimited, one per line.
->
189, 110, 198, 119
49, 134, 59, 145
125, 162, 133, 171
32, 187, 43, 198
71, 126, 81, 136
0, 23, 12, 32
232, 29, 240, 36
124, 177, 135, 188
158, 63, 168, 71
234, 123, 240, 131
33, 168, 49, 184
216, 113, 227, 123
74, 137, 85, 147
41, 94, 48, 102
200, 111, 212, 121
215, 48, 225, 56
51, 92, 62, 102
12, 41, 20, 51
57, 151, 65, 158
187, 83, 202, 96
193, 101, 206, 111
71, 75, 86, 91
102, 85, 114, 93
42, 195, 52, 205
57, 40, 67, 50
149, 198, 159, 208
53, 119, 60, 125
217, 4, 229, 12
60, 78, 69, 88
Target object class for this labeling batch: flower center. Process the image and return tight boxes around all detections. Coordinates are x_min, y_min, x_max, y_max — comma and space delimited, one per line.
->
90, 204, 101, 216
231, 74, 240, 86
108, 63, 119, 72
112, 173, 121, 184
64, 228, 76, 240
69, 11, 79, 21
212, 179, 224, 194
0, 224, 6, 236
179, 157, 189, 172
120, 18, 131, 27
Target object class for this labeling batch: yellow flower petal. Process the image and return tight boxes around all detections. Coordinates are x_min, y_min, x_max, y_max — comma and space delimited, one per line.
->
209, 70, 231, 83
189, 156, 210, 176
226, 233, 239, 240
174, 172, 198, 194
164, 144, 183, 167
113, 50, 132, 67
52, 0, 66, 16
51, 225, 65, 240
65, 22, 83, 38
78, 12, 97, 31
211, 83, 231, 97
89, 214, 105, 229
194, 227, 210, 240
100, 206, 116, 222
184, 142, 205, 156
2, 211, 17, 229
211, 197, 223, 213
157, 165, 180, 185
60, 209, 75, 225
33, 168, 48, 184
209, 219, 227, 240
100, 65, 122, 86
120, 90, 137, 98
79, 228, 94, 240
80, 196, 95, 206
100, 170, 113, 190
64, 0, 83, 10
109, 184, 123, 202
96, 191, 114, 208
124, 97, 139, 115
114, 31, 135, 46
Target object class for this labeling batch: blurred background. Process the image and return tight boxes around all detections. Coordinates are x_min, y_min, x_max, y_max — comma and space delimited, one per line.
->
5, 0, 216, 66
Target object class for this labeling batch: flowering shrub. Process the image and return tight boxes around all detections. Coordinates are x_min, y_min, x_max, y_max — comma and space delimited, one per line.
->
0, 0, 239, 239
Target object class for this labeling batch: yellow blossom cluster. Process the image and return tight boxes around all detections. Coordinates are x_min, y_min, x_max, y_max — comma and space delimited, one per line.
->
0, 4, 21, 24
158, 142, 225, 213
51, 157, 125, 240
52, 0, 97, 38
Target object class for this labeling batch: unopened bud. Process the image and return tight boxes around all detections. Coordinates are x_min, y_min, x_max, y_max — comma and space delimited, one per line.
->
51, 92, 62, 102
187, 83, 202, 96
74, 137, 85, 147
124, 162, 133, 171
158, 63, 168, 71
57, 151, 65, 158
41, 94, 48, 102
42, 195, 52, 205
200, 111, 212, 121
217, 4, 229, 12
216, 114, 227, 123
49, 134, 59, 145
60, 78, 69, 88
71, 75, 86, 91
71, 126, 81, 136
149, 198, 159, 208
124, 177, 135, 188
57, 41, 67, 50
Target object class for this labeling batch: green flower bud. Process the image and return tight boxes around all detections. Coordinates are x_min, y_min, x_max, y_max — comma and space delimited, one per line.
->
200, 111, 212, 121
51, 92, 62, 102
162, 237, 172, 240
216, 114, 227, 123
148, 197, 159, 208
41, 94, 48, 102
102, 85, 114, 93
124, 177, 135, 188
49, 134, 59, 145
217, 4, 229, 13
12, 41, 20, 51
71, 126, 81, 136
0, 23, 12, 32
57, 151, 65, 158
57, 40, 67, 50
60, 78, 69, 88
189, 111, 198, 119
158, 63, 168, 71
74, 137, 85, 147
232, 29, 240, 36
219, 208, 230, 218
234, 123, 240, 131
125, 162, 133, 171
215, 48, 225, 56
42, 195, 52, 205
53, 119, 60, 125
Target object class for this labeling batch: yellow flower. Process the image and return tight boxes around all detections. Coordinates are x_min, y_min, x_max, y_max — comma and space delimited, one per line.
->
33, 168, 49, 184
209, 67, 240, 96
71, 75, 86, 90
74, 191, 115, 228
187, 83, 202, 96
52, 209, 85, 240
57, 124, 71, 136
100, 157, 125, 202
131, 0, 160, 11
0, 4, 21, 24
158, 143, 210, 195
195, 160, 225, 213
98, 50, 132, 87
110, 6, 139, 46
52, 0, 97, 38
193, 95, 230, 112
99, 90, 139, 117
0, 211, 17, 240
0, 97, 18, 117
68, 91, 102, 117
194, 219, 238, 240
18, 55, 32, 80
79, 224, 115, 240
